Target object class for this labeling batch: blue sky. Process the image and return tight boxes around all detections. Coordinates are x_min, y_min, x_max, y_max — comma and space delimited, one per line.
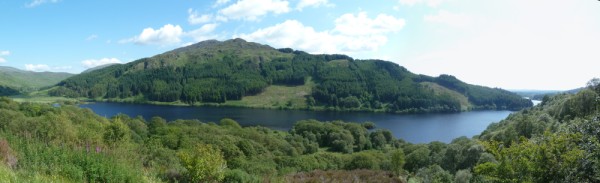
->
0, 0, 599, 90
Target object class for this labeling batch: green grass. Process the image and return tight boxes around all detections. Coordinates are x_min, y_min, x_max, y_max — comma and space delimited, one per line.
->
223, 78, 314, 109
9, 88, 83, 104
42, 78, 316, 110
421, 82, 471, 111
0, 66, 73, 90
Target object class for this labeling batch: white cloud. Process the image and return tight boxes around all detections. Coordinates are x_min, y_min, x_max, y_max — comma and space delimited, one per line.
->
25, 64, 72, 72
239, 12, 405, 54
296, 0, 333, 11
214, 0, 231, 7
334, 12, 405, 36
25, 64, 50, 71
188, 9, 213, 25
181, 42, 195, 47
239, 20, 338, 53
215, 15, 228, 22
219, 0, 290, 21
0, 51, 9, 63
26, 0, 60, 8
81, 58, 122, 69
86, 34, 98, 41
186, 23, 219, 42
398, 0, 444, 7
121, 24, 184, 46
424, 10, 472, 28
122, 23, 220, 46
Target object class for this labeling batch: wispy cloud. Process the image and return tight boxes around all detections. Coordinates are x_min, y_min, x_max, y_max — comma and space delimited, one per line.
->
0, 50, 10, 63
186, 23, 219, 42
81, 58, 121, 68
86, 34, 99, 41
25, 64, 72, 72
188, 9, 213, 25
397, 0, 445, 7
213, 0, 231, 8
219, 0, 290, 21
121, 21, 221, 47
296, 0, 334, 11
120, 24, 184, 46
26, 0, 61, 8
239, 12, 405, 54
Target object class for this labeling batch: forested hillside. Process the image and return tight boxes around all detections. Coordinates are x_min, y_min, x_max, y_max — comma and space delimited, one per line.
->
473, 79, 600, 182
1, 80, 598, 182
50, 39, 531, 113
0, 66, 73, 95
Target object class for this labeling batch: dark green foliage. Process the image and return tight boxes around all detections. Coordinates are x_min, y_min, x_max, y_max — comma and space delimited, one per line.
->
474, 83, 600, 182
362, 121, 376, 130
415, 165, 453, 183
391, 149, 406, 174
427, 74, 533, 110
454, 169, 472, 183
3, 79, 597, 182
103, 119, 129, 146
220, 118, 242, 129
290, 120, 396, 153
50, 39, 531, 113
557, 89, 598, 120
346, 152, 379, 170
405, 146, 431, 172
0, 86, 19, 96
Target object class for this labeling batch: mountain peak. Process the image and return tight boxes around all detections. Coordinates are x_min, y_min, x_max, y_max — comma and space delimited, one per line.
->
168, 38, 271, 54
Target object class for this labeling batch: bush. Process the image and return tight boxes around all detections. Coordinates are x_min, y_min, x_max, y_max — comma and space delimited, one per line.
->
346, 153, 378, 170
220, 118, 242, 129
416, 165, 453, 183
177, 144, 227, 182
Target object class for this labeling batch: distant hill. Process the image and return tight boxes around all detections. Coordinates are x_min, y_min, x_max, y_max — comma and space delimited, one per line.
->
81, 63, 121, 74
0, 66, 73, 95
512, 88, 585, 100
50, 38, 532, 113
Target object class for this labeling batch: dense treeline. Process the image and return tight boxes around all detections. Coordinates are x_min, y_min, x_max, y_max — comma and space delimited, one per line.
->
0, 97, 486, 182
420, 74, 533, 110
50, 39, 531, 113
1, 79, 598, 182
0, 86, 19, 96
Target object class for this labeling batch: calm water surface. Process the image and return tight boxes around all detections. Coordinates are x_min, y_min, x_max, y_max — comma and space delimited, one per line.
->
80, 102, 513, 143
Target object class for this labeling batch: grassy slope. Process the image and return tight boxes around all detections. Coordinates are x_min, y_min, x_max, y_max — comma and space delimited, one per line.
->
0, 66, 73, 90
9, 87, 82, 104
223, 78, 314, 109
18, 81, 313, 109
421, 82, 471, 111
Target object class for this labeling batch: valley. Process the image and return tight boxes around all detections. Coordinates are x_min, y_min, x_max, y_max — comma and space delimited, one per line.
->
1, 1, 598, 181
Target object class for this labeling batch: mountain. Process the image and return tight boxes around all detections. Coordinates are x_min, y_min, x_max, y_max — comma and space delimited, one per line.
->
0, 66, 74, 94
512, 88, 585, 100
50, 38, 532, 112
81, 63, 121, 74
0, 82, 596, 182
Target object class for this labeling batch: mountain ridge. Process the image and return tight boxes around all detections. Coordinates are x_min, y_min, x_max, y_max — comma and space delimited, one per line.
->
50, 39, 532, 112
0, 66, 74, 94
